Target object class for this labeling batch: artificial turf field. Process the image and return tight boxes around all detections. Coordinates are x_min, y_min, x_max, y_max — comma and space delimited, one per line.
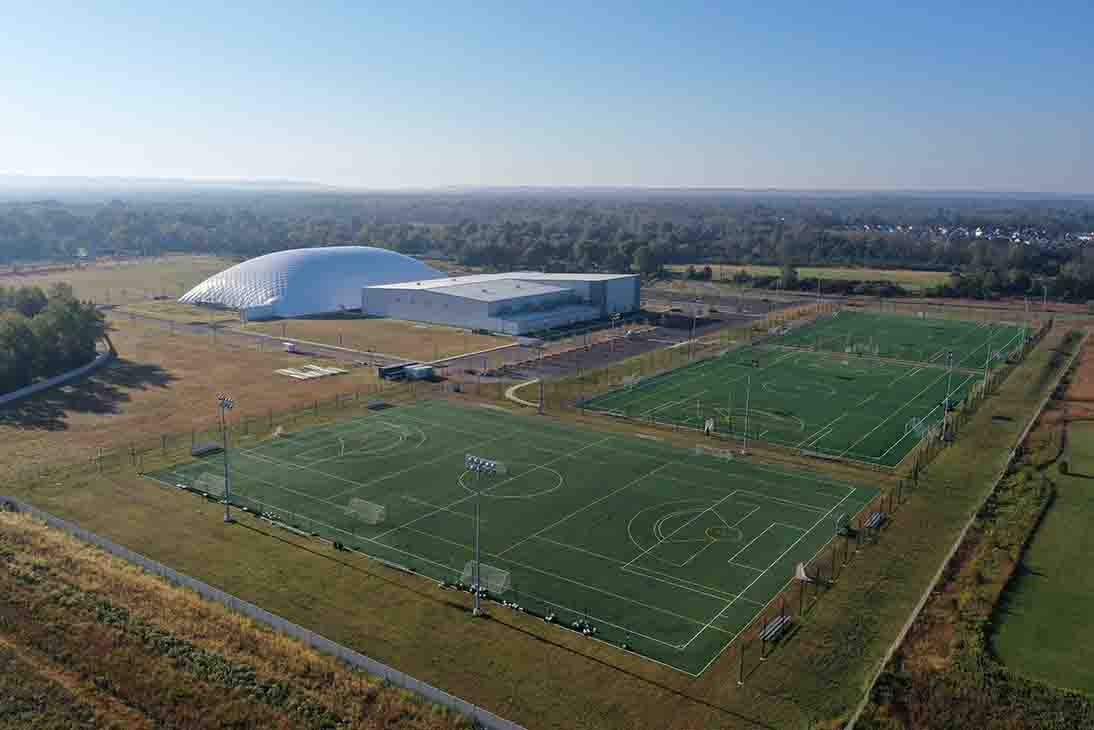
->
147, 399, 876, 675
583, 312, 1027, 467
774, 310, 1026, 369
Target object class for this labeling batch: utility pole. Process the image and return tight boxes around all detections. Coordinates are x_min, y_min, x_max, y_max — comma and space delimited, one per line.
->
217, 394, 235, 523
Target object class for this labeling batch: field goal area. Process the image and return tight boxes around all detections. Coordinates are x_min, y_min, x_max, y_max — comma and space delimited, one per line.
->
146, 399, 876, 675
582, 311, 1027, 468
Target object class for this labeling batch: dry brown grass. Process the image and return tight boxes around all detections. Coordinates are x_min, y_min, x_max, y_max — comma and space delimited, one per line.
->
117, 299, 242, 325
0, 510, 469, 730
0, 316, 382, 474
0, 255, 234, 304
243, 317, 514, 361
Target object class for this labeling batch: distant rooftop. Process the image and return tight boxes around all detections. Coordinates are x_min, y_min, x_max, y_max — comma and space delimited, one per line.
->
368, 271, 636, 291
416, 279, 571, 302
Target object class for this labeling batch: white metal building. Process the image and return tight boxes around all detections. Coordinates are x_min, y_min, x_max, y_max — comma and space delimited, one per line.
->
179, 246, 442, 320
362, 272, 640, 335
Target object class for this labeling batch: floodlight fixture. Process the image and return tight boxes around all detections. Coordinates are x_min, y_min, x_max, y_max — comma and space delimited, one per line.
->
216, 393, 235, 523
464, 453, 505, 616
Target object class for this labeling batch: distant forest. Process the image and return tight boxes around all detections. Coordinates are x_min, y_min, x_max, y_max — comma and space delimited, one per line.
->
3, 190, 1094, 300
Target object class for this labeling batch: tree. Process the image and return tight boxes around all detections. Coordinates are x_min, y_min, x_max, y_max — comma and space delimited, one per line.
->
780, 260, 798, 289
13, 287, 48, 318
632, 245, 657, 276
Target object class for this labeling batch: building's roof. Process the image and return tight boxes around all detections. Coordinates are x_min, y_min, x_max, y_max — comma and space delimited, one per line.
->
179, 246, 442, 318
367, 271, 635, 292
419, 279, 571, 303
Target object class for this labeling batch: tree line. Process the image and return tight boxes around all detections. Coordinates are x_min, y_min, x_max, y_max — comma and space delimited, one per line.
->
2, 192, 1094, 299
0, 283, 106, 394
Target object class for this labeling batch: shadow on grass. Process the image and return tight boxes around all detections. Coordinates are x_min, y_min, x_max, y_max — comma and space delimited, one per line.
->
0, 358, 174, 431
235, 519, 781, 730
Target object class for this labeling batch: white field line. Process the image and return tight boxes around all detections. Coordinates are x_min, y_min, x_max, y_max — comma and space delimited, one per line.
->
372, 436, 612, 542
400, 495, 479, 522
680, 490, 855, 650
605, 347, 799, 414
839, 364, 954, 457
661, 474, 830, 515
726, 524, 776, 564
640, 389, 708, 420
393, 411, 587, 455
498, 463, 670, 557
531, 535, 750, 604
596, 357, 725, 410
795, 412, 846, 449
288, 420, 400, 461
395, 523, 725, 646
872, 371, 978, 463
679, 505, 761, 567
621, 487, 738, 569
302, 422, 426, 467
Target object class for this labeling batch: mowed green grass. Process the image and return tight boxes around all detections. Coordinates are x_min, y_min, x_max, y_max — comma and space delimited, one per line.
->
992, 421, 1094, 695
147, 399, 876, 675
583, 344, 982, 468
774, 310, 1027, 370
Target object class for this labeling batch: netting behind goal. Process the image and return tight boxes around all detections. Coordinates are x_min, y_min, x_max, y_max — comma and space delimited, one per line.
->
460, 561, 512, 595
194, 472, 227, 498
346, 498, 387, 525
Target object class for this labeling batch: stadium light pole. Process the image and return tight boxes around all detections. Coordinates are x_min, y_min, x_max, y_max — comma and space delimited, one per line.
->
465, 454, 503, 616
217, 394, 234, 523
742, 375, 751, 454
944, 351, 954, 412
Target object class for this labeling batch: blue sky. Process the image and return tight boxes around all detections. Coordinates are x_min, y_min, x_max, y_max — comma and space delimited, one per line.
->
2, 1, 1091, 191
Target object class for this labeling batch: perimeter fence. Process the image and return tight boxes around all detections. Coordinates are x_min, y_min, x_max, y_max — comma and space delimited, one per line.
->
0, 496, 524, 730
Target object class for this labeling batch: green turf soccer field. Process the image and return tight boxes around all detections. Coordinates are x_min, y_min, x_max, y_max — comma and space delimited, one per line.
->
147, 399, 876, 675
772, 309, 1027, 369
583, 312, 1027, 468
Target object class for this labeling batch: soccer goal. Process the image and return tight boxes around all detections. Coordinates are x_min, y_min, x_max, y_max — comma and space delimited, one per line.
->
194, 472, 227, 499
345, 497, 387, 525
694, 444, 734, 461
460, 561, 512, 595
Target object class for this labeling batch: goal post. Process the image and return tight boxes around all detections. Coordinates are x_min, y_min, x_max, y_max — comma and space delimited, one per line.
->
194, 472, 227, 499
460, 561, 512, 595
345, 498, 387, 525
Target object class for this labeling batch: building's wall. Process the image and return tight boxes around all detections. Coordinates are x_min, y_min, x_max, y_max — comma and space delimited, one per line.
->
604, 276, 640, 314
364, 288, 491, 329
362, 274, 640, 335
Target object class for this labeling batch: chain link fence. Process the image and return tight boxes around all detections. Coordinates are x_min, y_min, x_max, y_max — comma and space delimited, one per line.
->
0, 495, 525, 730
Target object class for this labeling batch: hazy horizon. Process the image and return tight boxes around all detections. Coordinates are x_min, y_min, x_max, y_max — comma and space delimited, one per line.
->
4, 2, 1092, 193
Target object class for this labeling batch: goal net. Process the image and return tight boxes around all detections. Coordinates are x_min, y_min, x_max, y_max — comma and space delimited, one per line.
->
345, 498, 387, 525
694, 444, 734, 461
460, 561, 512, 595
194, 472, 227, 499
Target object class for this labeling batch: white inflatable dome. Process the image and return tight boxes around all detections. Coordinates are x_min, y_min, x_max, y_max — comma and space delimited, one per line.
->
179, 246, 442, 320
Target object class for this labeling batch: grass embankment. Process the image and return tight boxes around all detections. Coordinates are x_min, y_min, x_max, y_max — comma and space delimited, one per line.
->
720, 325, 1080, 725
858, 330, 1094, 729
991, 341, 1094, 696
0, 510, 468, 730
665, 265, 950, 292
243, 317, 514, 361
0, 255, 233, 304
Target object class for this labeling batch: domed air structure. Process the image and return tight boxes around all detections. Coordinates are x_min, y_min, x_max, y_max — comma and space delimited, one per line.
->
179, 246, 442, 320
